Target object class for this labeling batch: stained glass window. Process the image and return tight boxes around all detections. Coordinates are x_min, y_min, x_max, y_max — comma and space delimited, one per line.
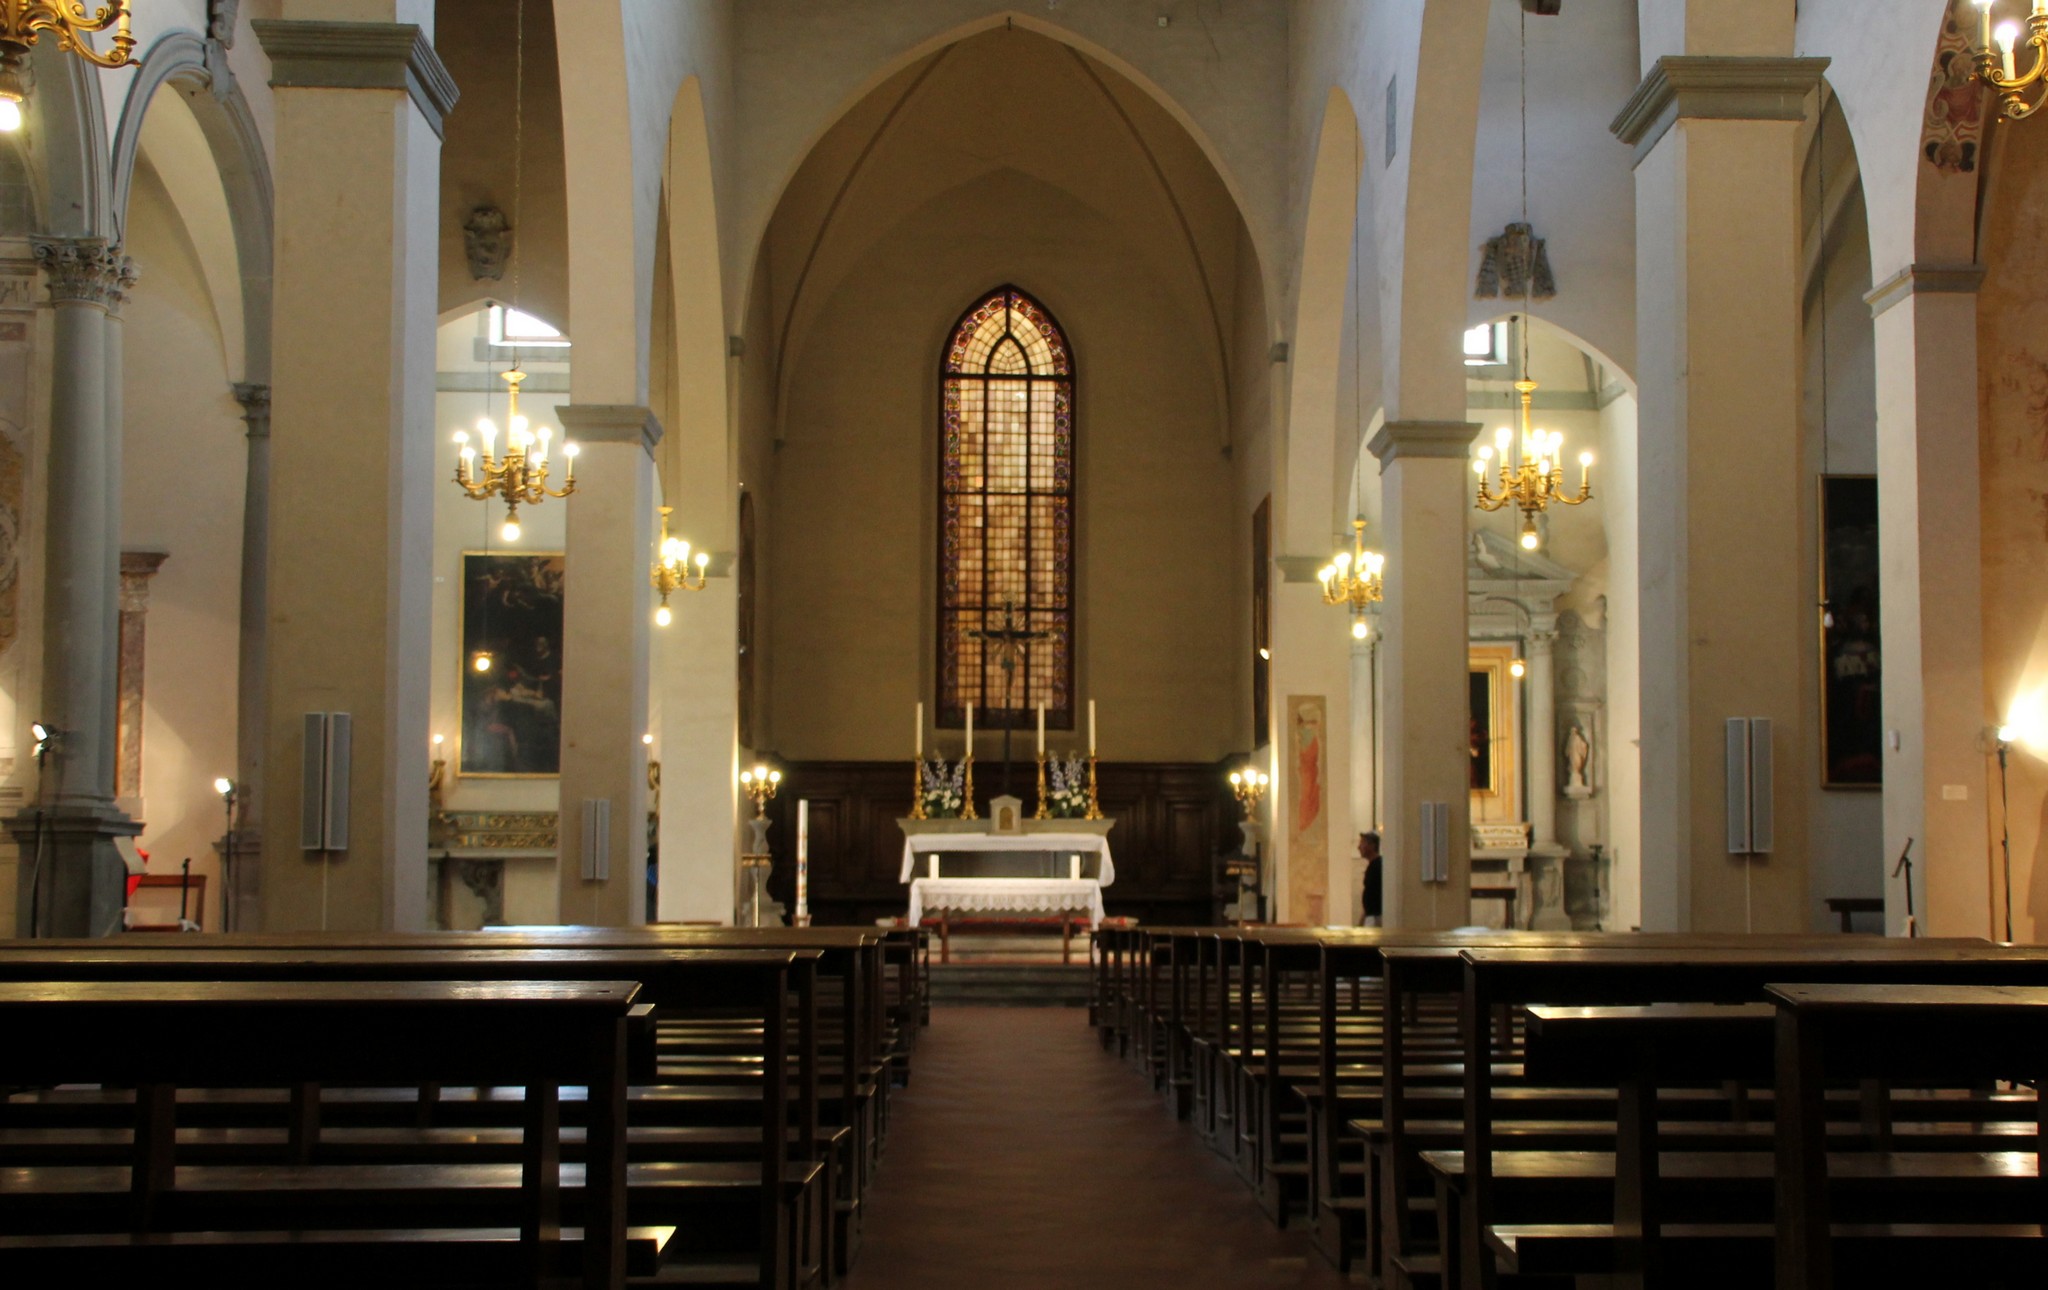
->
939, 286, 1075, 730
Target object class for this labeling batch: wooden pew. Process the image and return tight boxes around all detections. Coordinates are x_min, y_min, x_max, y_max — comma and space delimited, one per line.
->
0, 978, 648, 1288
0, 944, 810, 1288
1454, 941, 2048, 1290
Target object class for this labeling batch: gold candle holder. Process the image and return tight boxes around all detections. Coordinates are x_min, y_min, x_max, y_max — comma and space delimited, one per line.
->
909, 758, 928, 819
1084, 754, 1102, 820
961, 755, 979, 819
1033, 752, 1051, 819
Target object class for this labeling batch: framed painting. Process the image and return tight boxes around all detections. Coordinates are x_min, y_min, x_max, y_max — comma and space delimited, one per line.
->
1253, 497, 1272, 750
1819, 475, 1881, 789
1467, 647, 1518, 803
459, 552, 566, 778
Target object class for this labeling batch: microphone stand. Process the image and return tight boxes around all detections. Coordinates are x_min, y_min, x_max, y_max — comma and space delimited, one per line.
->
1891, 837, 1917, 939
24, 729, 58, 939
1997, 740, 2015, 944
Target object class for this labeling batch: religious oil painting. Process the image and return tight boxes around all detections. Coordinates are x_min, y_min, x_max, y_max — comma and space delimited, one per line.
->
460, 553, 566, 777
1820, 475, 1881, 789
1469, 666, 1498, 795
1287, 694, 1329, 922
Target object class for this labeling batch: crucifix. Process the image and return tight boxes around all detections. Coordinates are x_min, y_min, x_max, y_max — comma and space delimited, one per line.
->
967, 600, 1049, 798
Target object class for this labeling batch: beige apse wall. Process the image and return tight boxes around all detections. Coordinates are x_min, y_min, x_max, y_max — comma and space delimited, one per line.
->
753, 31, 1255, 765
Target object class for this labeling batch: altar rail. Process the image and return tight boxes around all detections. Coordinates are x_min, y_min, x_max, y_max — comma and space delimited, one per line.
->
761, 759, 1241, 926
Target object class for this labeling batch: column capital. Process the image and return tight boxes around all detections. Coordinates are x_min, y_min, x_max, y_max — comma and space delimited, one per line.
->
1367, 419, 1479, 465
232, 381, 272, 437
252, 19, 459, 138
32, 239, 138, 309
1610, 55, 1829, 162
556, 404, 665, 458
1865, 262, 1986, 319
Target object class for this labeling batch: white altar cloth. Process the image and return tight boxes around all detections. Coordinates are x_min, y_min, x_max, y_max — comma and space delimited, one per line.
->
905, 877, 1107, 928
898, 832, 1116, 885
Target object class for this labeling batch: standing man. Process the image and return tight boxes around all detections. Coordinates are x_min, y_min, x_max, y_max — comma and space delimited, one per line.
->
1360, 831, 1383, 928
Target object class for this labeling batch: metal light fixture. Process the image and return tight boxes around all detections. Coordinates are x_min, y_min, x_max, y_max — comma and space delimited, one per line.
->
452, 366, 576, 542
651, 505, 709, 626
1969, 0, 2048, 120
1228, 766, 1270, 818
1474, 371, 1593, 549
1318, 519, 1386, 640
739, 764, 782, 817
0, 2, 136, 134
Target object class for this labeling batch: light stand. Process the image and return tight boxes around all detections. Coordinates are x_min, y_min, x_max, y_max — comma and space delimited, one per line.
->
1996, 728, 2016, 944
24, 721, 60, 939
214, 777, 238, 932
1892, 836, 1917, 939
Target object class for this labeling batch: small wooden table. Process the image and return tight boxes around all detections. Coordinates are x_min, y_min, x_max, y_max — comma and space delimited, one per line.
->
1823, 896, 1884, 932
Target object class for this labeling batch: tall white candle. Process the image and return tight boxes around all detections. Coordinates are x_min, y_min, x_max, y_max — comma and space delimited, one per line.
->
915, 701, 923, 758
965, 701, 974, 752
796, 799, 809, 918
1037, 703, 1045, 755
1089, 700, 1097, 755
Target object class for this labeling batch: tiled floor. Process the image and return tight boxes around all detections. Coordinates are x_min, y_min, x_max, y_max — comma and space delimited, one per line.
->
842, 1007, 1351, 1290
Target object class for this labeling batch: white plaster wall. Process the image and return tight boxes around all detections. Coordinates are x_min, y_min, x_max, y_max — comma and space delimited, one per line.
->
1466, 0, 1640, 374
121, 157, 246, 932
1600, 389, 1642, 928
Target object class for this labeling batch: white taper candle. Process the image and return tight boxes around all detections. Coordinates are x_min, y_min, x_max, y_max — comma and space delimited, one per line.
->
1089, 700, 1097, 755
1037, 703, 1045, 755
796, 799, 809, 918
915, 701, 923, 758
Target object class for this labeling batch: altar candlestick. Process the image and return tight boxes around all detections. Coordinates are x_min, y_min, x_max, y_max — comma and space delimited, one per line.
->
1089, 700, 1097, 755
1036, 703, 1045, 755
965, 701, 974, 751
915, 701, 923, 758
1069, 853, 1080, 882
796, 799, 810, 920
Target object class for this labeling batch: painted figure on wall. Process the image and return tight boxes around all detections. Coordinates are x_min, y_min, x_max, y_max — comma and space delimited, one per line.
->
1294, 699, 1323, 834
460, 553, 567, 776
1286, 695, 1330, 924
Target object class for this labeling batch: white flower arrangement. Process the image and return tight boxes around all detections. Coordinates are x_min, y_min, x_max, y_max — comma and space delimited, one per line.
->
919, 757, 967, 818
1045, 753, 1090, 818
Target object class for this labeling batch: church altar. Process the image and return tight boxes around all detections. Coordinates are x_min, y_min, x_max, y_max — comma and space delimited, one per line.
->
897, 820, 1116, 929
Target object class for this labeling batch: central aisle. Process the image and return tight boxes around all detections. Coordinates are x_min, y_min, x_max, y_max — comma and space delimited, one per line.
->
842, 1007, 1350, 1289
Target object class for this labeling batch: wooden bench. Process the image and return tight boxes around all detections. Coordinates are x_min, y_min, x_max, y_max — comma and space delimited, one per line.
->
0, 978, 646, 1288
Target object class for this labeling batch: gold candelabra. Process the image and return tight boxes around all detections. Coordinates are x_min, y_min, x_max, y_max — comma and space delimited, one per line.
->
908, 757, 928, 820
1473, 377, 1592, 550
961, 756, 978, 820
0, 3, 135, 133
1318, 519, 1386, 642
1034, 752, 1051, 819
1972, 0, 2048, 120
1228, 766, 1270, 820
739, 763, 781, 817
1083, 755, 1102, 820
451, 366, 578, 542
651, 505, 709, 626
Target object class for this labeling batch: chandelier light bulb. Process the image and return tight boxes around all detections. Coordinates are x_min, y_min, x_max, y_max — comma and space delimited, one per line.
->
1998, 19, 2021, 51
432, 733, 444, 747
1579, 450, 1594, 467
473, 652, 493, 673
694, 551, 708, 571
214, 776, 234, 798
642, 733, 654, 746
1510, 658, 1527, 679
1495, 426, 1513, 453
655, 604, 672, 627
1520, 528, 1540, 551
501, 518, 522, 542
1229, 771, 1243, 785
453, 429, 468, 445
1352, 619, 1369, 641
0, 95, 21, 134
563, 442, 580, 458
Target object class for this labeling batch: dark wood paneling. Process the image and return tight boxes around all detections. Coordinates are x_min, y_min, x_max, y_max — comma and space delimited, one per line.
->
760, 759, 1240, 927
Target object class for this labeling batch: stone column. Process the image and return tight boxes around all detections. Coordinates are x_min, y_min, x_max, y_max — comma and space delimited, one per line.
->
554, 407, 660, 927
252, 12, 455, 931
1867, 266, 1991, 938
225, 382, 270, 928
657, 569, 739, 924
1526, 625, 1559, 851
6, 238, 141, 937
1612, 54, 1825, 932
115, 549, 169, 802
1369, 420, 1479, 930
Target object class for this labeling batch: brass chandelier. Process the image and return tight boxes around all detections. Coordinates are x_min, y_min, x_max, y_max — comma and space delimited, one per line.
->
1474, 372, 1592, 550
1318, 519, 1386, 641
451, 365, 577, 542
651, 505, 708, 626
0, 2, 135, 133
1970, 0, 2048, 120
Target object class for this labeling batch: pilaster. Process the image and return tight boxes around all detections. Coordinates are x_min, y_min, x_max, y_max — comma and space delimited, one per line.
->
1368, 418, 1478, 930
1613, 54, 1824, 932
228, 381, 270, 928
1867, 265, 1990, 937
554, 404, 661, 927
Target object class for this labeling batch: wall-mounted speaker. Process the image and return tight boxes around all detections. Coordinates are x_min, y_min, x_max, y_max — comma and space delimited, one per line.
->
580, 798, 612, 882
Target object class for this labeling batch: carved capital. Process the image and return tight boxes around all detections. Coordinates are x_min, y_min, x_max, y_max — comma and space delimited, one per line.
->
119, 549, 169, 615
1367, 419, 1480, 465
231, 381, 271, 438
1610, 56, 1830, 163
32, 239, 138, 309
253, 19, 460, 138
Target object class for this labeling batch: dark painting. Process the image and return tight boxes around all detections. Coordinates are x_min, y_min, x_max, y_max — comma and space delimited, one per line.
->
1253, 497, 1271, 749
1820, 476, 1881, 788
460, 553, 566, 777
1469, 668, 1495, 794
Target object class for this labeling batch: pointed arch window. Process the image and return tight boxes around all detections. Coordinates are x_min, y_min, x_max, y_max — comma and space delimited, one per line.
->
939, 286, 1075, 730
